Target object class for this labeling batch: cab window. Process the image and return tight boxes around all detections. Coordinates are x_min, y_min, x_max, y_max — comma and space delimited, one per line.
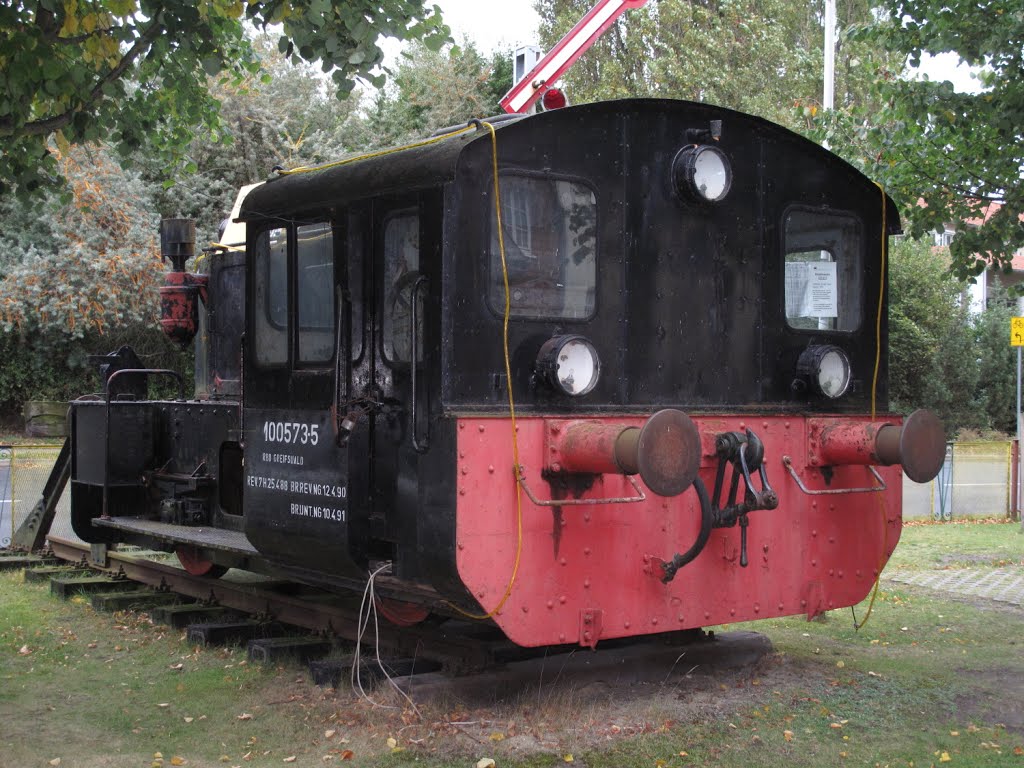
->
253, 222, 336, 367
488, 175, 597, 320
382, 212, 422, 364
784, 208, 863, 332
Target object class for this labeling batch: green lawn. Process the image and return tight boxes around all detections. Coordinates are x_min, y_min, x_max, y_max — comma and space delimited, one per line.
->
2, 523, 1023, 767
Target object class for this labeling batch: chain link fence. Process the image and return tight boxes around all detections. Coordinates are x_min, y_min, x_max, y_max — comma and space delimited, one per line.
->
0, 443, 75, 548
0, 439, 1018, 549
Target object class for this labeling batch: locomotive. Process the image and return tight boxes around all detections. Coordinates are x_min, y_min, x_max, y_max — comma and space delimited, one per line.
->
68, 98, 946, 648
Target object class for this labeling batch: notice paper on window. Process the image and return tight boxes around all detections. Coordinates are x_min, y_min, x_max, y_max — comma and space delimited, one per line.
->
785, 260, 838, 318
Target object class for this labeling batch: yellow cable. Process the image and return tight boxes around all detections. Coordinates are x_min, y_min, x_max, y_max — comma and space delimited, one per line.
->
445, 121, 525, 621
276, 124, 476, 177
852, 182, 889, 631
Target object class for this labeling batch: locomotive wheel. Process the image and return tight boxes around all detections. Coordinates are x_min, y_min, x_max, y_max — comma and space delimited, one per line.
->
374, 596, 431, 627
176, 545, 229, 578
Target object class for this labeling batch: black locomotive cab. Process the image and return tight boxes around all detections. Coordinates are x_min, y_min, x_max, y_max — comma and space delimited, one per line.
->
70, 99, 945, 648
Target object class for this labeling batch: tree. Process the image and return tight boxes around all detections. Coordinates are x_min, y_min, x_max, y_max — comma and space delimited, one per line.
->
830, 0, 1023, 282
366, 41, 513, 147
887, 236, 963, 414
535, 0, 890, 129
0, 1, 450, 196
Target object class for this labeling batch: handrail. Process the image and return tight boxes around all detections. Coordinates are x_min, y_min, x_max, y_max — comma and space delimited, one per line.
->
516, 466, 647, 506
781, 455, 887, 496
410, 275, 430, 453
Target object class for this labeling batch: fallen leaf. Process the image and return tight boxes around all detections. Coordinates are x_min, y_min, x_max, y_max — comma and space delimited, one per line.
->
940, 751, 952, 762
170, 758, 186, 766
237, 713, 253, 720
489, 733, 505, 742
154, 753, 163, 759
784, 730, 794, 742
325, 729, 336, 739
679, 751, 688, 757
830, 723, 843, 729
564, 755, 574, 763
1014, 746, 1023, 756
283, 758, 296, 764
184, 717, 194, 724
18, 645, 31, 655
339, 750, 353, 761
386, 737, 397, 749
476, 759, 496, 768
950, 730, 959, 736
170, 663, 184, 670
158, 703, 170, 708
49, 760, 61, 767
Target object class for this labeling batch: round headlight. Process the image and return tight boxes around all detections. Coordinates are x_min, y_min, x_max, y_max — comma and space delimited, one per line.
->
672, 144, 732, 203
536, 335, 600, 397
796, 345, 852, 399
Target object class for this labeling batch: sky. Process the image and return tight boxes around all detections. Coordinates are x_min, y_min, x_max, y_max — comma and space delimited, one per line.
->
398, 0, 980, 94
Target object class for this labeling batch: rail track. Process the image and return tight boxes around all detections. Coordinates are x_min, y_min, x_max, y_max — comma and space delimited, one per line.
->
3, 535, 710, 679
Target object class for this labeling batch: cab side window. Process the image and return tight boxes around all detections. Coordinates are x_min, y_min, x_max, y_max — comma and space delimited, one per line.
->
253, 222, 336, 367
382, 212, 422, 364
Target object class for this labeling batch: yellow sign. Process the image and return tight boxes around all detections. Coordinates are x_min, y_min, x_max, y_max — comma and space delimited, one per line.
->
1012, 317, 1024, 347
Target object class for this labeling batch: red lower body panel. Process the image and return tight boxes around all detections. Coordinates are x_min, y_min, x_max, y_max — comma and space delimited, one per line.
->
454, 414, 903, 647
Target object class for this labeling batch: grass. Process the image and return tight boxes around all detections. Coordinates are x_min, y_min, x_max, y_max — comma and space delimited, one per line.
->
2, 523, 1024, 767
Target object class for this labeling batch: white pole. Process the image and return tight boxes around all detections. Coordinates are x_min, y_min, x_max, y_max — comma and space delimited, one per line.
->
824, 0, 836, 112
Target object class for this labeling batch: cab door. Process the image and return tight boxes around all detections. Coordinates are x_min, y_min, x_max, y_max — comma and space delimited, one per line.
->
242, 217, 362, 576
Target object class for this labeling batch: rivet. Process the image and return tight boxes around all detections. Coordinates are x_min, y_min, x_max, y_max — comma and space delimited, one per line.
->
583, 578, 590, 588
651, 617, 659, 626
811, 529, 817, 537
583, 630, 591, 640
777, 603, 784, 611
828, 600, 834, 608
643, 554, 650, 563
459, 488, 466, 496
704, 611, 711, 620
583, 547, 591, 556
488, 465, 495, 474
678, 614, 685, 623
829, 569, 834, 576
785, 421, 790, 429
624, 620, 631, 628
811, 559, 817, 567
730, 608, 736, 616
547, 600, 554, 609
478, 425, 485, 433
477, 591, 485, 598
762, 421, 769, 430
457, 542, 464, 550
550, 445, 558, 453
801, 599, 807, 607
459, 423, 466, 430
551, 462, 562, 473
550, 424, 561, 434
837, 570, 844, 578
753, 603, 760, 613
560, 557, 567, 566
461, 466, 469, 475
559, 595, 567, 604
522, 605, 529, 613
856, 570, 862, 578
583, 512, 590, 522
762, 544, 769, 553
829, 536, 835, 544
459, 451, 465, 459
559, 633, 566, 642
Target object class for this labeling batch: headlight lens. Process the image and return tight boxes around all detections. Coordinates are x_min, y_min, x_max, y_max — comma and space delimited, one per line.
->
672, 144, 732, 203
537, 335, 600, 396
796, 345, 852, 399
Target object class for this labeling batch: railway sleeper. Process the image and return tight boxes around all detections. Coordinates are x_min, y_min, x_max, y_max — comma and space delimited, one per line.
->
90, 589, 181, 613
151, 603, 232, 629
50, 574, 125, 599
186, 620, 284, 648
0, 554, 59, 572
308, 656, 443, 690
247, 636, 335, 665
24, 565, 91, 583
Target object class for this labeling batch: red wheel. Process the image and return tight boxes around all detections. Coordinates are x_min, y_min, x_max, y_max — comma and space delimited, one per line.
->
374, 597, 431, 626
176, 545, 229, 578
